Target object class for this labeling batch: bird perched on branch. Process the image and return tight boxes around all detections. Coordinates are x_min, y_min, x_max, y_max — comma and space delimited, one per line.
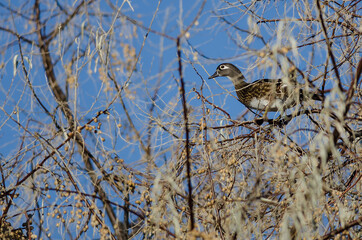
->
208, 63, 322, 115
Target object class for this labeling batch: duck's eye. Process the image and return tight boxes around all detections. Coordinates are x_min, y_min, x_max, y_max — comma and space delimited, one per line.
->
220, 65, 225, 70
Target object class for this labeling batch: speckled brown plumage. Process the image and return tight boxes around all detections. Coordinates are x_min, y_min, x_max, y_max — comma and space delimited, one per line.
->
234, 78, 296, 111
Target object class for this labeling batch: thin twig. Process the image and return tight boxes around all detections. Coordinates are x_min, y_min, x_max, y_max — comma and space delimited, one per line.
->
315, 0, 343, 92
177, 37, 195, 230
321, 215, 362, 240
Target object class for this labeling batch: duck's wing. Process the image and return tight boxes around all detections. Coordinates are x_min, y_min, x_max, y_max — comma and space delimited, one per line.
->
253, 79, 323, 102
249, 78, 288, 97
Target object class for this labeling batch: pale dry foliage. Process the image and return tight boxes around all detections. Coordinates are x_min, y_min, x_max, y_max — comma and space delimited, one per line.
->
0, 0, 361, 239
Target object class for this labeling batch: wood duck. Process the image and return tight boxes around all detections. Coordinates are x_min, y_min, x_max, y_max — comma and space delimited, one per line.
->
208, 63, 322, 113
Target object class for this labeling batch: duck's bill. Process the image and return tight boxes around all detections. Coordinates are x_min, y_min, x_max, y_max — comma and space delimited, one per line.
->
208, 72, 219, 79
